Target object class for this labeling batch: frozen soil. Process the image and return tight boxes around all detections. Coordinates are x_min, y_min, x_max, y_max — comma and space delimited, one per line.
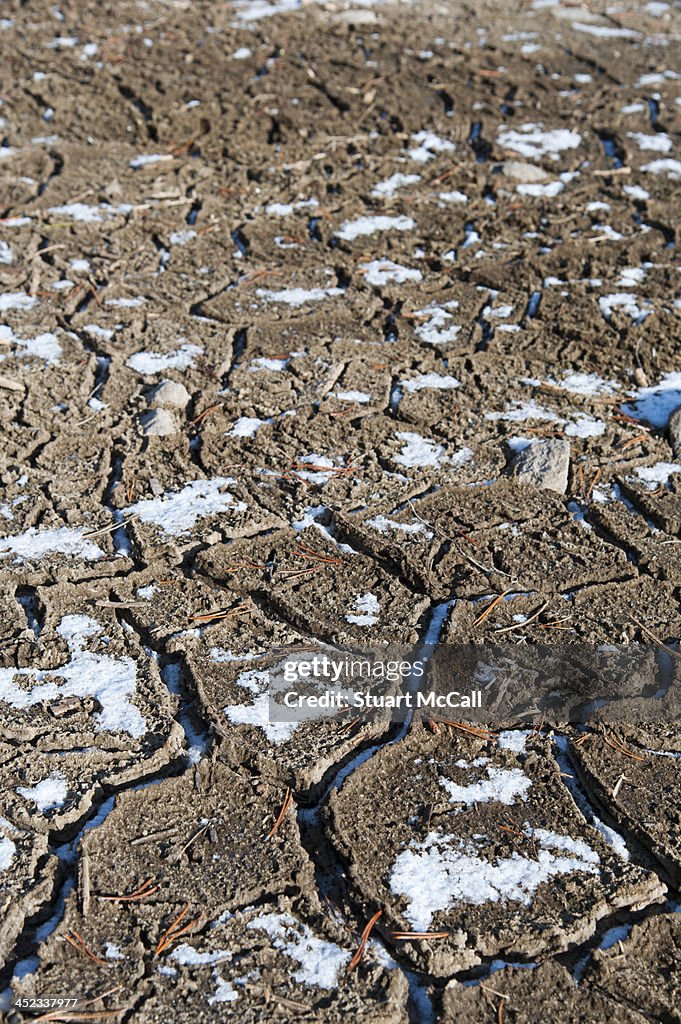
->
1, 0, 681, 1020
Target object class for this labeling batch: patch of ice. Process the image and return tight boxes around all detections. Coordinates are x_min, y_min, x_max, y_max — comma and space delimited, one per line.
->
413, 301, 461, 347
641, 158, 681, 179
170, 944, 232, 966
0, 836, 16, 870
249, 356, 289, 372
439, 190, 468, 203
517, 181, 565, 197
628, 132, 672, 153
335, 214, 415, 242
293, 454, 343, 485
0, 325, 61, 364
371, 172, 421, 198
208, 973, 239, 1004
0, 526, 104, 564
621, 371, 681, 427
224, 669, 298, 744
0, 615, 146, 737
400, 372, 460, 393
598, 293, 651, 322
440, 766, 532, 807
346, 593, 380, 627
169, 229, 197, 245
634, 462, 681, 489
0, 241, 12, 264
232, 46, 252, 59
129, 153, 173, 169
366, 514, 433, 539
571, 22, 639, 38
623, 184, 650, 200
0, 292, 37, 312
105, 297, 145, 308
485, 400, 561, 424
126, 478, 246, 536
497, 124, 581, 161
136, 585, 157, 600
265, 198, 318, 215
229, 417, 268, 437
564, 415, 606, 438
498, 730, 530, 753
255, 286, 343, 306
408, 130, 456, 163
126, 343, 203, 374
246, 912, 350, 988
331, 390, 372, 403
389, 828, 598, 930
359, 260, 422, 286
17, 773, 68, 812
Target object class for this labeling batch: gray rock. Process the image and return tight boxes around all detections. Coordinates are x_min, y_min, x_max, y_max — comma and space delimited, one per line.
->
500, 161, 549, 183
147, 379, 191, 408
508, 439, 570, 494
140, 408, 179, 436
669, 406, 681, 457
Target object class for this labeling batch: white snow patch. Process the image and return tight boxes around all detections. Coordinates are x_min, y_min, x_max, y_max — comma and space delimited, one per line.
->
598, 293, 651, 322
439, 766, 532, 808
517, 181, 565, 197
389, 828, 598, 930
0, 291, 37, 312
0, 836, 16, 870
564, 414, 606, 438
246, 912, 350, 988
397, 432, 472, 470
366, 515, 433, 540
571, 22, 639, 38
17, 774, 68, 812
224, 669, 298, 744
0, 526, 104, 564
371, 172, 421, 198
413, 301, 461, 347
169, 229, 197, 246
641, 158, 681, 179
359, 260, 422, 286
129, 153, 173, 169
400, 372, 460, 393
623, 185, 650, 200
170, 944, 232, 966
621, 371, 681, 427
497, 124, 581, 161
125, 478, 246, 536
498, 730, 530, 753
408, 130, 456, 163
628, 132, 672, 153
331, 390, 372, 403
335, 214, 415, 242
255, 286, 343, 306
0, 615, 146, 737
634, 462, 681, 489
346, 593, 380, 626
0, 325, 61, 364
229, 417, 267, 437
126, 343, 203, 374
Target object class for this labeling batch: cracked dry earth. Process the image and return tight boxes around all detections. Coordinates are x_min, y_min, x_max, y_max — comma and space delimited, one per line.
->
1, 0, 681, 1020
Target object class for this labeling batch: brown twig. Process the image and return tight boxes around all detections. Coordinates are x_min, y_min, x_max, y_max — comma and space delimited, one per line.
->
348, 910, 383, 970
267, 787, 293, 839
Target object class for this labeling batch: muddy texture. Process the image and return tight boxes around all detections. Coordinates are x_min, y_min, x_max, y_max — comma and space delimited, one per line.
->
1, 0, 681, 1019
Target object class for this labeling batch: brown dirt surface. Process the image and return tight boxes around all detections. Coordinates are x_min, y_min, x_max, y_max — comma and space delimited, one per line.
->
1, 0, 680, 1019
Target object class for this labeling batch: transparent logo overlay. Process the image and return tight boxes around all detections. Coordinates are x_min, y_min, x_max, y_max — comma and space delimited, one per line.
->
248, 643, 680, 727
